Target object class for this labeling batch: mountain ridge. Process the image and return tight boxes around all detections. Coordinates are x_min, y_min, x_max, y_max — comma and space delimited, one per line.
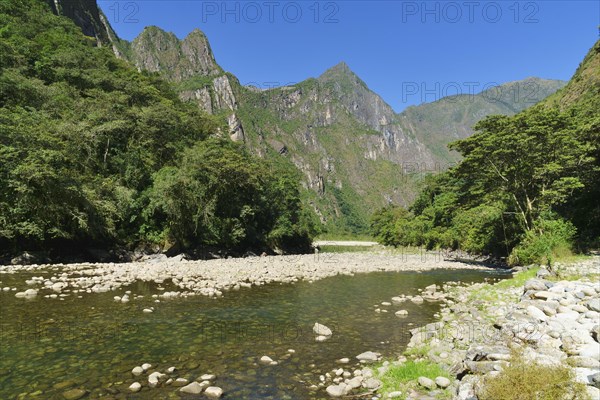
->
46, 0, 568, 233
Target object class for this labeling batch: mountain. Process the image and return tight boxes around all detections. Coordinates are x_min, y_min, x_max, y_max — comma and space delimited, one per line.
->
128, 27, 222, 81
122, 26, 566, 233
46, 0, 567, 234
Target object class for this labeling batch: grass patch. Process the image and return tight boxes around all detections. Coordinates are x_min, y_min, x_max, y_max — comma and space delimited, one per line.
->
554, 253, 593, 264
494, 267, 540, 289
318, 245, 373, 253
467, 267, 540, 304
377, 360, 451, 398
480, 352, 590, 400
403, 345, 431, 358
315, 233, 374, 241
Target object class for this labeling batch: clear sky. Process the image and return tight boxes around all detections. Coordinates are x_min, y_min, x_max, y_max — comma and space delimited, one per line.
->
98, 1, 599, 112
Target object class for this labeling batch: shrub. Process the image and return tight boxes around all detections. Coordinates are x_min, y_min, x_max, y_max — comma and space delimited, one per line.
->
480, 353, 589, 400
508, 216, 576, 266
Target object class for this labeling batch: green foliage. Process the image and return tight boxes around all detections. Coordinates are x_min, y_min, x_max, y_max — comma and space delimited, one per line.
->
370, 206, 408, 246
370, 40, 600, 262
0, 0, 314, 255
451, 204, 506, 254
480, 351, 589, 400
508, 215, 576, 266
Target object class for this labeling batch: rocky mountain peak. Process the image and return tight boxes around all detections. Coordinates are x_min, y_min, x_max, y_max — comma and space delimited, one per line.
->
318, 61, 361, 83
129, 26, 221, 82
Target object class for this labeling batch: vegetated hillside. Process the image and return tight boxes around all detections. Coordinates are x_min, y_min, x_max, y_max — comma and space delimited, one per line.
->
120, 24, 565, 234
371, 39, 600, 264
0, 0, 315, 261
42, 0, 567, 236
397, 77, 567, 162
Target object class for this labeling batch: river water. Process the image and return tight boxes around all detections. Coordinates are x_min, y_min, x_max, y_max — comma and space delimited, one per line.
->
0, 267, 508, 399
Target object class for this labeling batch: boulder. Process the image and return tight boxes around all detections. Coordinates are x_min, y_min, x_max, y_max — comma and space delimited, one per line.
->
204, 386, 223, 398
128, 382, 141, 392
435, 376, 451, 388
325, 384, 346, 397
587, 299, 600, 313
180, 382, 203, 394
418, 376, 436, 390
313, 322, 332, 336
362, 377, 382, 390
356, 351, 379, 362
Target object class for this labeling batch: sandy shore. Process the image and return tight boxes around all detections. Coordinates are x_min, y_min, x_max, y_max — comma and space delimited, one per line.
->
1, 250, 498, 299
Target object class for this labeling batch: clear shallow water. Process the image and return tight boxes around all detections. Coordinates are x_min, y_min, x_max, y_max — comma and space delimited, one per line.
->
0, 267, 508, 399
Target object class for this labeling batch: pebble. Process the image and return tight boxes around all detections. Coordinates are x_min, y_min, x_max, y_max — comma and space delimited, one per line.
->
260, 355, 274, 364
62, 388, 87, 400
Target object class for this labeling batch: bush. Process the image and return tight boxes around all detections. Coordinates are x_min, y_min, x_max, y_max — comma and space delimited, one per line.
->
451, 204, 505, 255
480, 352, 589, 400
508, 216, 576, 266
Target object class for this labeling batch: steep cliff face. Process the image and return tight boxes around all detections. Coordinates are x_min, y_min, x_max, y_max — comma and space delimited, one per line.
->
51, 3, 567, 233
126, 26, 246, 142
120, 24, 565, 232
129, 27, 221, 81
45, 0, 124, 56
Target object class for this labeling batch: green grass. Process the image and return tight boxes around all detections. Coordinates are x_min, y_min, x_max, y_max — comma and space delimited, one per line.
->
318, 245, 374, 253
403, 345, 431, 358
494, 267, 540, 289
467, 267, 540, 304
377, 360, 451, 398
554, 253, 594, 264
315, 233, 375, 241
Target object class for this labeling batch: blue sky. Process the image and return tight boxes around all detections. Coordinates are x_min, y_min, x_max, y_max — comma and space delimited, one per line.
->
98, 1, 599, 112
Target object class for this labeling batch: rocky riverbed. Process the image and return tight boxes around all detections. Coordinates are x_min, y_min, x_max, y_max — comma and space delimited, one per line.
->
1, 251, 495, 300
334, 256, 600, 400
1, 251, 507, 400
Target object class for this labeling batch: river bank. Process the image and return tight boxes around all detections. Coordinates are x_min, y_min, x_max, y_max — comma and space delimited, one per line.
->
0, 250, 499, 300
5, 251, 596, 399
324, 256, 600, 399
0, 253, 505, 400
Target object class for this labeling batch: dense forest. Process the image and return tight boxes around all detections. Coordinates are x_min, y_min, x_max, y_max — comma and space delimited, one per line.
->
0, 0, 316, 260
1, 0, 597, 265
371, 40, 600, 265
